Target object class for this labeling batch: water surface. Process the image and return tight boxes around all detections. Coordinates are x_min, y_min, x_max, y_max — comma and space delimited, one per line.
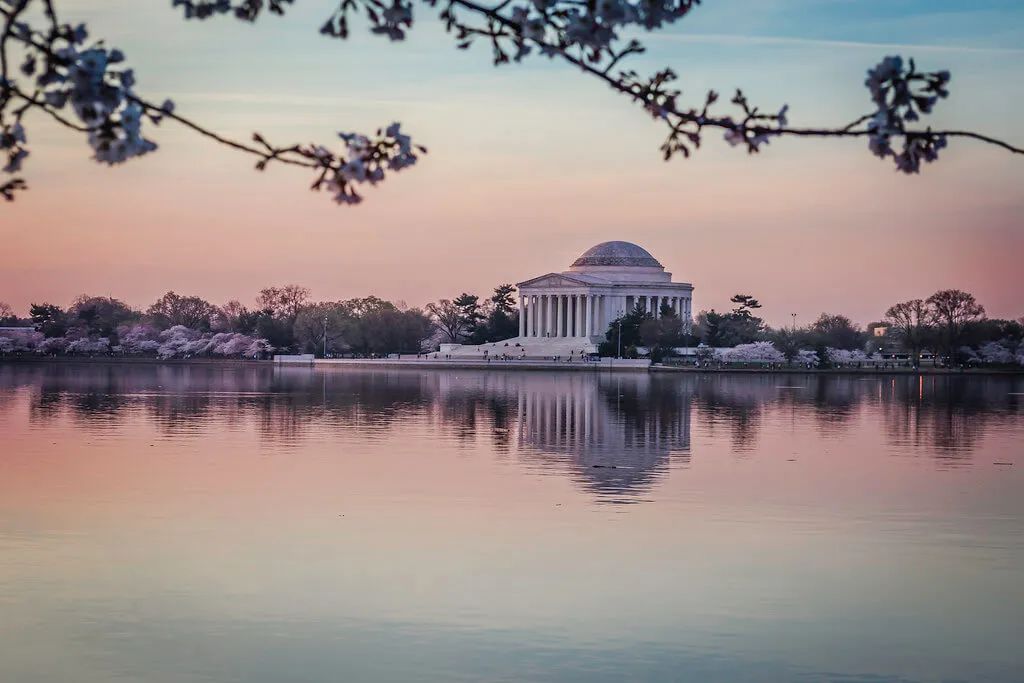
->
1, 364, 1022, 682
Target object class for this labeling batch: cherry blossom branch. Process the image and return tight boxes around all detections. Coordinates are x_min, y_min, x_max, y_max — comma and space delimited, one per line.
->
126, 95, 317, 170
1, 0, 423, 203
438, 0, 1021, 169
5, 0, 1022, 207
190, 0, 1021, 167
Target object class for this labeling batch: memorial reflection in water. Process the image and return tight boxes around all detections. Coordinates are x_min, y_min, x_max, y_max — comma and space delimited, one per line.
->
2, 363, 1022, 683
2, 363, 1021, 500
511, 373, 691, 501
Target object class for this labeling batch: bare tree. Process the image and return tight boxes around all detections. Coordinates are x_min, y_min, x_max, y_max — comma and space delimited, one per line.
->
293, 301, 352, 356
146, 291, 218, 330
884, 299, 930, 367
214, 299, 247, 331
2, 0, 1021, 205
926, 289, 985, 363
257, 285, 311, 322
427, 299, 466, 343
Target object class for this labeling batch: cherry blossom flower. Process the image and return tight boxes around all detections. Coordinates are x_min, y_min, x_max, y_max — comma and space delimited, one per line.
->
2, 0, 1020, 206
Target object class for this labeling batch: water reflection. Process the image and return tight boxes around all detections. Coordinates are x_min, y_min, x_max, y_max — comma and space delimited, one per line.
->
513, 374, 691, 502
1, 364, 1022, 500
2, 363, 1023, 683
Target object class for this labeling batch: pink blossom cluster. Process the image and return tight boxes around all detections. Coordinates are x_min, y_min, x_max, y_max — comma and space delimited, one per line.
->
0, 323, 272, 359
960, 341, 1024, 366
715, 342, 785, 364
147, 325, 273, 359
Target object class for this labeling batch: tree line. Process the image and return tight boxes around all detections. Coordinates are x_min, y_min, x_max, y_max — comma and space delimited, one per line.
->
599, 289, 1022, 367
1, 286, 1020, 366
0, 284, 522, 358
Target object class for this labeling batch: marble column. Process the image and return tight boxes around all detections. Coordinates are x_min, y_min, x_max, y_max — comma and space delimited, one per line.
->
575, 294, 584, 338
565, 295, 571, 338
584, 295, 592, 338
541, 295, 548, 337
583, 294, 590, 338
578, 295, 584, 338
562, 295, 568, 337
518, 296, 525, 337
548, 295, 555, 337
527, 296, 533, 337
574, 295, 581, 337
521, 296, 527, 337
532, 295, 539, 337
524, 296, 530, 337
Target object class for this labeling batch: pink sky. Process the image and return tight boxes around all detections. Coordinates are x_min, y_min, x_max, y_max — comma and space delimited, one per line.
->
1, 1, 1021, 327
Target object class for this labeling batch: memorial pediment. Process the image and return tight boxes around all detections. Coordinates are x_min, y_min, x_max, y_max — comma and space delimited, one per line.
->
517, 273, 592, 289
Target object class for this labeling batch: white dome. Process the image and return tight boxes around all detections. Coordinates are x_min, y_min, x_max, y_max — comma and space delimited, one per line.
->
571, 241, 663, 269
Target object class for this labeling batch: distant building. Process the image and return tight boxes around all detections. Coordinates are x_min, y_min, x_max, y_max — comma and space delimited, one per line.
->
516, 241, 693, 341
448, 241, 694, 357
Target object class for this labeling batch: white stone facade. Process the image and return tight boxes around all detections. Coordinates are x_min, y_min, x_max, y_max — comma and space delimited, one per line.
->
515, 241, 693, 348
444, 241, 693, 358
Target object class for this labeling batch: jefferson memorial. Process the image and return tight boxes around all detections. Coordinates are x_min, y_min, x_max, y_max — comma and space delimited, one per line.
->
449, 241, 693, 357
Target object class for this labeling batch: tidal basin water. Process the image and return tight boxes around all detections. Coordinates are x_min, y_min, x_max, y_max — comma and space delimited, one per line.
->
1, 364, 1022, 683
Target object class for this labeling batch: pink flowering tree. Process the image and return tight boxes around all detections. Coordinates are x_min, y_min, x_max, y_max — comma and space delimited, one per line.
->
118, 323, 162, 354
976, 341, 1015, 365
795, 349, 820, 367
0, 328, 43, 352
213, 334, 253, 356
718, 341, 785, 364
2, 0, 1022, 204
156, 325, 201, 358
826, 348, 871, 366
28, 322, 279, 359
244, 338, 274, 359
36, 335, 66, 354
65, 336, 110, 354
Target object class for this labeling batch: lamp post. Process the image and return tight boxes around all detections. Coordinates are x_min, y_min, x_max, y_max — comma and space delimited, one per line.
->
791, 312, 797, 331
323, 315, 328, 358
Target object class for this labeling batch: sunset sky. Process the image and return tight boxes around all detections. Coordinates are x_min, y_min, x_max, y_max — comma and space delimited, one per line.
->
2, 0, 1022, 327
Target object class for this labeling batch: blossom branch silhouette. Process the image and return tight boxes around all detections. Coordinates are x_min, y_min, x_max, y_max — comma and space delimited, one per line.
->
1, 0, 422, 203
3, 0, 1021, 206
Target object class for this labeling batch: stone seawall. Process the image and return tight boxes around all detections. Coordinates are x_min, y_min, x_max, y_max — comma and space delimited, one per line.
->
306, 358, 651, 372
651, 365, 1024, 376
